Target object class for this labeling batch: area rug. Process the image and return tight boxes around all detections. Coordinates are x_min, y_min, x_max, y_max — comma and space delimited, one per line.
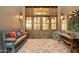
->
18, 39, 70, 53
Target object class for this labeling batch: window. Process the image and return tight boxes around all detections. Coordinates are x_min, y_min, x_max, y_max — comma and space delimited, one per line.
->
51, 17, 56, 30
42, 17, 49, 30
34, 17, 41, 30
62, 20, 67, 30
34, 8, 49, 15
26, 17, 32, 30
61, 16, 67, 30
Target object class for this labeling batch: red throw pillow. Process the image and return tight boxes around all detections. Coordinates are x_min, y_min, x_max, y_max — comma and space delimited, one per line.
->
8, 32, 16, 38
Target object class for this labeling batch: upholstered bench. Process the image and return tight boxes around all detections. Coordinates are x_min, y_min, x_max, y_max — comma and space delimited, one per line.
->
0, 30, 28, 53
4, 34, 27, 53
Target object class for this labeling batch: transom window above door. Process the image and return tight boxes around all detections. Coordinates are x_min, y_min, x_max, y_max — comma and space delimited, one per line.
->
25, 6, 58, 15
34, 8, 49, 15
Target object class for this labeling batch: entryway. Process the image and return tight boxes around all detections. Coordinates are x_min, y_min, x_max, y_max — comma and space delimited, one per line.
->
25, 6, 58, 39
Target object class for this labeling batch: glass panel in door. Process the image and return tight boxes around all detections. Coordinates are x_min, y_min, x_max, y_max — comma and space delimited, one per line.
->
42, 17, 49, 30
34, 17, 41, 30
33, 17, 41, 38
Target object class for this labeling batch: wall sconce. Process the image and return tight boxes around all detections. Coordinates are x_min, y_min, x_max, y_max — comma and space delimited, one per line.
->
60, 13, 64, 20
19, 13, 23, 20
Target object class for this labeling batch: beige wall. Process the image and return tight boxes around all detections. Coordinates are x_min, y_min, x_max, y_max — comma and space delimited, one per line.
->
59, 6, 79, 15
0, 6, 23, 31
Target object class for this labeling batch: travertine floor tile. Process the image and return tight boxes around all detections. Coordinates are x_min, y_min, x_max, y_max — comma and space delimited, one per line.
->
18, 39, 70, 53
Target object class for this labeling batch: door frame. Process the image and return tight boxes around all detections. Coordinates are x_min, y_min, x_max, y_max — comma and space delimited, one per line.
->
25, 15, 58, 39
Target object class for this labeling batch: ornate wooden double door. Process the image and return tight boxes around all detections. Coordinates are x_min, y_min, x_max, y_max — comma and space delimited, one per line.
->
26, 16, 57, 39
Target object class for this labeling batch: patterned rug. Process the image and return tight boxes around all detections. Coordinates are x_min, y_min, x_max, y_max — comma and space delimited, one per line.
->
18, 39, 70, 53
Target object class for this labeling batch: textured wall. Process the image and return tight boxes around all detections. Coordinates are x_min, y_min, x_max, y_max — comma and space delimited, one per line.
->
0, 6, 23, 31
59, 6, 79, 15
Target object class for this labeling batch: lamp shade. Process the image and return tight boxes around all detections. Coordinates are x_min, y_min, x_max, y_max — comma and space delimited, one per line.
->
19, 13, 23, 20
60, 13, 64, 20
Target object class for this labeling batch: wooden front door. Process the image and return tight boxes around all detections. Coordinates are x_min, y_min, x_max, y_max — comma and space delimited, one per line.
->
32, 16, 51, 39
